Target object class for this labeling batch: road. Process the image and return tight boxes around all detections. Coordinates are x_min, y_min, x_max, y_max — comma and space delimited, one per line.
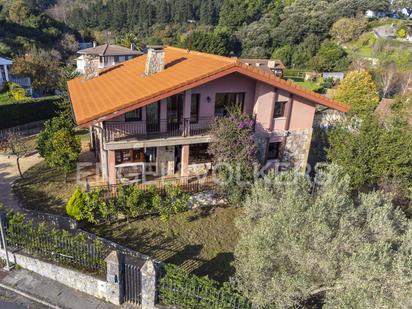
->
0, 287, 48, 309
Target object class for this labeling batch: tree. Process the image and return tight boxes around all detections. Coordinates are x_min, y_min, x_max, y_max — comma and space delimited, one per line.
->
207, 108, 260, 205
332, 70, 380, 116
373, 61, 400, 98
311, 40, 349, 72
393, 0, 412, 18
272, 45, 294, 67
6, 0, 31, 24
234, 164, 412, 308
0, 131, 30, 178
327, 112, 412, 199
330, 17, 368, 44
11, 48, 62, 93
46, 128, 81, 181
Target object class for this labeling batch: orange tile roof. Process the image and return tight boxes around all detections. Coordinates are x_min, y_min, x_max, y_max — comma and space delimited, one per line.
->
68, 46, 349, 126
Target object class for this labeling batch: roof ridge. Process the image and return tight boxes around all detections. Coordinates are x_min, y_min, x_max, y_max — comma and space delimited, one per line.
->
165, 46, 237, 63
101, 43, 109, 56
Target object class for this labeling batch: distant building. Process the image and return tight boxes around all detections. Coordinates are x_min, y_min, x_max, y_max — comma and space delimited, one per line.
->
0, 56, 32, 96
0, 56, 12, 84
322, 72, 345, 81
76, 43, 143, 74
240, 59, 286, 77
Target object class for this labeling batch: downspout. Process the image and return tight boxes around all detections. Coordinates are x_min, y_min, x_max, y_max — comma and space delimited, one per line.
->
282, 94, 294, 160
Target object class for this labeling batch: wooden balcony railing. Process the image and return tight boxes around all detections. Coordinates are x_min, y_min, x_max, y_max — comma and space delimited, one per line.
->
104, 117, 215, 142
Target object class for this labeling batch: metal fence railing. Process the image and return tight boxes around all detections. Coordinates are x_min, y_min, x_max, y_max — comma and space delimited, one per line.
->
90, 174, 218, 198
6, 223, 110, 276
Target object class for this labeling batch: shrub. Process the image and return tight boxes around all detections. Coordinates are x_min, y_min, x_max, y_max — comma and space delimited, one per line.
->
397, 27, 407, 39
117, 184, 149, 218
158, 264, 251, 308
158, 185, 189, 222
66, 187, 85, 220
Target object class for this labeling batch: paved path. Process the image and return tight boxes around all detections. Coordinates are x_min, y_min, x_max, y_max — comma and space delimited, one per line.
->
0, 153, 43, 211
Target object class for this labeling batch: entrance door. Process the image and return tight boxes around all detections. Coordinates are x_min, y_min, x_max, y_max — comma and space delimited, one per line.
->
146, 102, 160, 133
167, 94, 183, 131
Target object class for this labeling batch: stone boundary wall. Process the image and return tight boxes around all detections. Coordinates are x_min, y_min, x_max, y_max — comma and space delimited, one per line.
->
0, 249, 110, 302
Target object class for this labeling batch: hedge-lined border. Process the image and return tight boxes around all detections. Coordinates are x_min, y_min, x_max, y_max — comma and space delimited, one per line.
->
0, 96, 63, 129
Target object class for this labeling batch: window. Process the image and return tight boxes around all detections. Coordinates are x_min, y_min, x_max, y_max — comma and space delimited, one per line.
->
267, 142, 282, 160
191, 94, 200, 123
215, 93, 245, 117
114, 56, 120, 63
124, 108, 142, 121
274, 101, 287, 118
189, 143, 212, 164
115, 149, 144, 164
167, 94, 184, 127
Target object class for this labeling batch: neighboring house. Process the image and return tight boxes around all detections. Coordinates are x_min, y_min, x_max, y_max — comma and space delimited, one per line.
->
322, 72, 345, 81
0, 56, 12, 85
0, 56, 33, 96
68, 46, 348, 185
240, 59, 286, 77
365, 10, 387, 19
76, 43, 143, 74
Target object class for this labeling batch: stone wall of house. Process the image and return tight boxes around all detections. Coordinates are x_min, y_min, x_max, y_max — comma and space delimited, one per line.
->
283, 128, 313, 173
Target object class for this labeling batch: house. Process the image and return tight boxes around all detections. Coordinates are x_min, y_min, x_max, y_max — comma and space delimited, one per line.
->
76, 43, 143, 74
240, 59, 286, 77
0, 56, 12, 86
0, 56, 33, 96
322, 72, 345, 81
67, 46, 349, 185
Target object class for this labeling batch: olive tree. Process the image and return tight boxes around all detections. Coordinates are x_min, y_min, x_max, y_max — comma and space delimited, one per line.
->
234, 164, 412, 308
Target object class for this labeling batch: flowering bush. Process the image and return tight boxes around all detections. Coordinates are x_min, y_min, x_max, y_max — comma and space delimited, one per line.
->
208, 107, 260, 206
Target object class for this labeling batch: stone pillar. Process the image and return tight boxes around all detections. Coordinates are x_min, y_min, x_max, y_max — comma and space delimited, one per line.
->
105, 251, 124, 305
181, 144, 189, 178
108, 150, 117, 185
141, 260, 158, 309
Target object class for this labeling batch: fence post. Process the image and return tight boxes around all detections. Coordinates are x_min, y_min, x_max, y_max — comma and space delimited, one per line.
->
141, 259, 158, 309
0, 212, 13, 271
105, 251, 124, 305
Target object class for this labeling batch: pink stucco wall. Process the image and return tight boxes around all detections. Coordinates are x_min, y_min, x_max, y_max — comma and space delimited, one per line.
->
104, 72, 316, 134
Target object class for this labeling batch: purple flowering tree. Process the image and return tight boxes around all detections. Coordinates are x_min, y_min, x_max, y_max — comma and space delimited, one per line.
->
208, 106, 260, 205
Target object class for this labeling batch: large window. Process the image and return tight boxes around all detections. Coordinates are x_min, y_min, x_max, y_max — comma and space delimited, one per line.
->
167, 94, 184, 127
267, 142, 282, 160
191, 94, 200, 123
125, 108, 142, 121
215, 93, 245, 117
189, 143, 212, 164
273, 101, 287, 118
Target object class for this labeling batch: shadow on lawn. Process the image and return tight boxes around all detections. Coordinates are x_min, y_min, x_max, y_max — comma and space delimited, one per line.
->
193, 252, 235, 283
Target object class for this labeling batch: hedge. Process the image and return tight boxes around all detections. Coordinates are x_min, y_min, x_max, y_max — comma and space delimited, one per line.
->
0, 96, 63, 129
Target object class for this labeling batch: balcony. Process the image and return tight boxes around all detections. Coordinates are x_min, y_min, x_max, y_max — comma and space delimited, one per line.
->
104, 117, 215, 142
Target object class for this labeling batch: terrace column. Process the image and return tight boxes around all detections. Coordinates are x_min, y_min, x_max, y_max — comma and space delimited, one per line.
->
108, 150, 117, 185
4, 65, 9, 81
181, 144, 189, 179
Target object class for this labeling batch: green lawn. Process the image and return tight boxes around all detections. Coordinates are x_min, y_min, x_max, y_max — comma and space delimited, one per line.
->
14, 160, 79, 216
87, 206, 241, 282
287, 77, 323, 92
13, 131, 91, 215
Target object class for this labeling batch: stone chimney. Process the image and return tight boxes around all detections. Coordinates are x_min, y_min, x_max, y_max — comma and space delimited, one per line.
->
83, 55, 100, 80
145, 46, 165, 76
